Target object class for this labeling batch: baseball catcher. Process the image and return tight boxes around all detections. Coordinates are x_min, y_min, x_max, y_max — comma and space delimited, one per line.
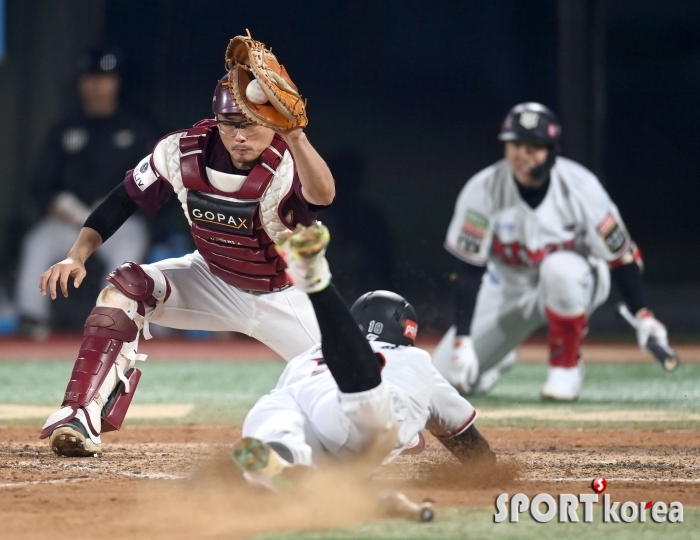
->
38, 32, 334, 457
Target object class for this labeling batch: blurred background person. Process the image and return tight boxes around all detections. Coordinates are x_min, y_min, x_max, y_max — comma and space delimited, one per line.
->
14, 45, 158, 339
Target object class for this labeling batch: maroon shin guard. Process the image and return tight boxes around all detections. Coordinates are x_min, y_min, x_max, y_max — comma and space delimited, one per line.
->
101, 368, 142, 432
39, 307, 138, 439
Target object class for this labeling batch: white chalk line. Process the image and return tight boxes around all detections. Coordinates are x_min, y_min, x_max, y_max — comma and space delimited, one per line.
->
0, 470, 184, 489
117, 471, 184, 480
0, 404, 194, 420
523, 476, 700, 483
480, 408, 700, 422
0, 478, 91, 488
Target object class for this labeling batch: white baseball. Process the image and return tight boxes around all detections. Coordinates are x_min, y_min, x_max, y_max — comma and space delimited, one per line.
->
245, 79, 269, 105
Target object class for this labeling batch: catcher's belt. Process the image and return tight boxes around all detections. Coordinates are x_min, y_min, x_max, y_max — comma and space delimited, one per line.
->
225, 29, 307, 131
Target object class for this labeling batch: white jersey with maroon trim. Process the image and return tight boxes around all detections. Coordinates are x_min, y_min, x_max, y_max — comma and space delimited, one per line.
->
445, 156, 632, 285
275, 340, 477, 457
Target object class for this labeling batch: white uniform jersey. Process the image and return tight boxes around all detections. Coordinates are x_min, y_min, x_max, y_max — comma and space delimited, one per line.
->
445, 157, 632, 285
262, 341, 476, 462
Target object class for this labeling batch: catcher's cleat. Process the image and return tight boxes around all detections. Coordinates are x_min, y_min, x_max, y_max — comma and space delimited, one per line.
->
232, 437, 295, 492
49, 419, 102, 457
276, 223, 331, 293
540, 363, 584, 401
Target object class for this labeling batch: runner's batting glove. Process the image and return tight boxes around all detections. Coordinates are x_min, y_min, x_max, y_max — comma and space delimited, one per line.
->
448, 335, 480, 395
635, 309, 669, 352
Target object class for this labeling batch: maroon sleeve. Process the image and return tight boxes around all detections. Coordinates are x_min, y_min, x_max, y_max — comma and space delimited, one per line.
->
123, 168, 174, 217
280, 171, 332, 226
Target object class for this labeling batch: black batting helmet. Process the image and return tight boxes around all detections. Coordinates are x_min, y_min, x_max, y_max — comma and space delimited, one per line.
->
350, 291, 418, 346
498, 102, 561, 147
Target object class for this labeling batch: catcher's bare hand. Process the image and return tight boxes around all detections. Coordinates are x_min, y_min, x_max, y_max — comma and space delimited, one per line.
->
40, 258, 87, 300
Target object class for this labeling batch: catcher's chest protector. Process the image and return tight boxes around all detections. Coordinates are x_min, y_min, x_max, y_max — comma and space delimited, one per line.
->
179, 124, 292, 292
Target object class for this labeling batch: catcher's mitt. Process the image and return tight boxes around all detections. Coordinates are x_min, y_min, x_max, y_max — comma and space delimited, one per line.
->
225, 30, 307, 131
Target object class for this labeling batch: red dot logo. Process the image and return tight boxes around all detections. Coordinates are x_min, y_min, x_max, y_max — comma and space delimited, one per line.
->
591, 477, 607, 494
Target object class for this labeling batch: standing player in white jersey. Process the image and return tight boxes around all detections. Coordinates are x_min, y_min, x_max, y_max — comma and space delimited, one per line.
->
432, 102, 671, 401
232, 224, 494, 489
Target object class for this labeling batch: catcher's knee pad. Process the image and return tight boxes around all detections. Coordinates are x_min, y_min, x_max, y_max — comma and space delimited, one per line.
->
106, 261, 171, 316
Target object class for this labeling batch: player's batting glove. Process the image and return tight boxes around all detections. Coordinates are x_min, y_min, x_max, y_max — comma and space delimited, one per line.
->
448, 336, 480, 395
635, 309, 669, 352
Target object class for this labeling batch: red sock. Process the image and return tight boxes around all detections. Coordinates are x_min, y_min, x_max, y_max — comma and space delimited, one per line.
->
546, 307, 587, 368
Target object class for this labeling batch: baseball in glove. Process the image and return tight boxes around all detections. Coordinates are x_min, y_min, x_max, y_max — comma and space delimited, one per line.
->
225, 30, 307, 131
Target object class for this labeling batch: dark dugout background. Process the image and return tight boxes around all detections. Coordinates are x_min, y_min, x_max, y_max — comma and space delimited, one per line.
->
0, 0, 699, 335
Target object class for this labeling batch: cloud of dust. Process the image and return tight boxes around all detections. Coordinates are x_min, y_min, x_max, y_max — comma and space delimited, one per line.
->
121, 432, 517, 540
408, 454, 521, 491
124, 449, 393, 540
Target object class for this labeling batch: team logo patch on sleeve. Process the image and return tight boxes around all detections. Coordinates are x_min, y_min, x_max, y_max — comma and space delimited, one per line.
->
132, 155, 158, 191
597, 212, 628, 253
458, 210, 489, 254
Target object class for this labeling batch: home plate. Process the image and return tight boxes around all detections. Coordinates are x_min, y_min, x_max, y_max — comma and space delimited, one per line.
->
0, 404, 194, 420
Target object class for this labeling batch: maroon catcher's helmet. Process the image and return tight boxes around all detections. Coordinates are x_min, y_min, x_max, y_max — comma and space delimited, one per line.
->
212, 75, 241, 115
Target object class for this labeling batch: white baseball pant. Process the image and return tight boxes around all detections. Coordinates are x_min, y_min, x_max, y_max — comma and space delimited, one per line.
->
435, 251, 610, 372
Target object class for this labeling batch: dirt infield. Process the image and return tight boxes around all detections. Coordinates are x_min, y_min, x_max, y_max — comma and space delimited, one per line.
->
1, 425, 698, 539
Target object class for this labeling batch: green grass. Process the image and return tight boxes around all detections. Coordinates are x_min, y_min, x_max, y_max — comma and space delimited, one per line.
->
1, 361, 699, 427
481, 363, 700, 407
468, 362, 700, 429
252, 507, 700, 540
0, 361, 285, 404
0, 361, 284, 424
